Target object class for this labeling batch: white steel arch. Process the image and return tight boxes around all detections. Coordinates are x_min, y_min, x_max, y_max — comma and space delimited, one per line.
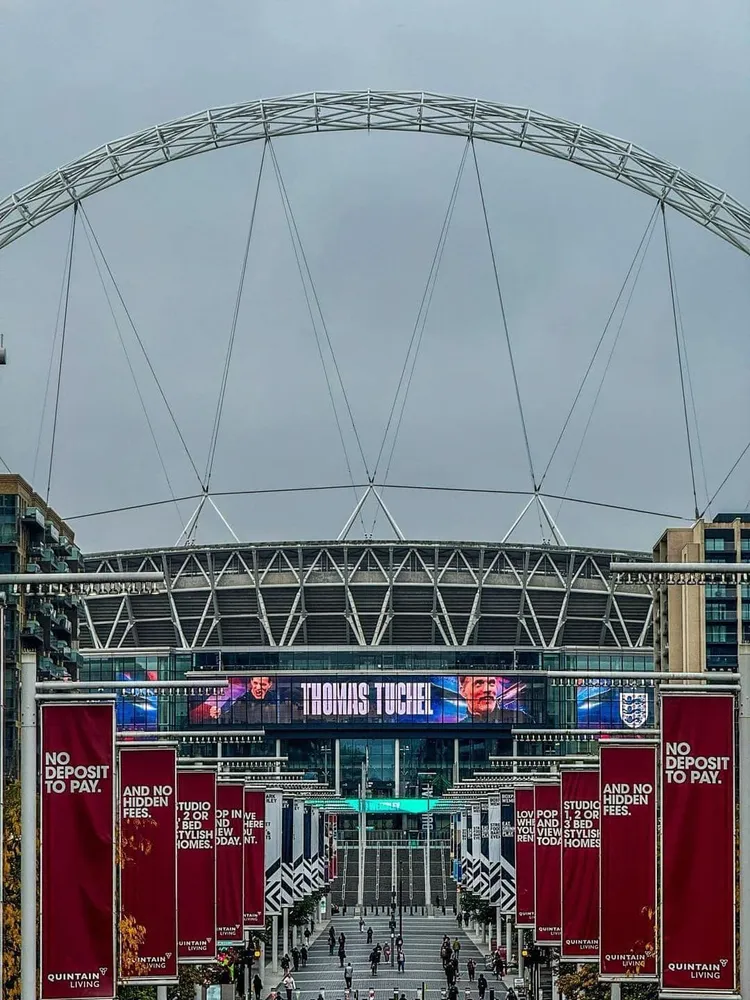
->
0, 91, 748, 254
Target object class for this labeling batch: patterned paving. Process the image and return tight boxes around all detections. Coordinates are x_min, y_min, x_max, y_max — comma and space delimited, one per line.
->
269, 915, 508, 1000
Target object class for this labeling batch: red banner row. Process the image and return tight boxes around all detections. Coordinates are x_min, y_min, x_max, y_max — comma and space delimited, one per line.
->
514, 691, 736, 994
40, 704, 267, 1000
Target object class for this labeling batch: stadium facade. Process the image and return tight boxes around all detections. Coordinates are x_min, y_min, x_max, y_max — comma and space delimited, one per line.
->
78, 539, 655, 837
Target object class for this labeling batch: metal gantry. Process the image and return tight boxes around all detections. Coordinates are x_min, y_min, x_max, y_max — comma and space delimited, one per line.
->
79, 540, 653, 650
0, 92, 748, 253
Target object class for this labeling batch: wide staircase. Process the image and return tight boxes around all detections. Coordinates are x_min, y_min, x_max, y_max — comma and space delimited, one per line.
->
336, 844, 456, 911
331, 844, 360, 907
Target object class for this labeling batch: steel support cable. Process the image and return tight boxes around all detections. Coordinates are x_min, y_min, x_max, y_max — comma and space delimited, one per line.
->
78, 205, 203, 487
471, 141, 537, 492
668, 233, 710, 510
372, 140, 471, 480
370, 142, 470, 535
203, 141, 268, 493
267, 140, 371, 480
553, 210, 658, 519
662, 204, 700, 520
0, 453, 10, 473
79, 213, 186, 532
266, 142, 366, 533
33, 211, 77, 484
45, 203, 78, 503
63, 482, 689, 523
538, 203, 660, 489
701, 438, 750, 515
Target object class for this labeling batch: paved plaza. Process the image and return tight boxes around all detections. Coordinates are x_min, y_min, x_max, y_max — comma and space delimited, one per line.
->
270, 915, 509, 1000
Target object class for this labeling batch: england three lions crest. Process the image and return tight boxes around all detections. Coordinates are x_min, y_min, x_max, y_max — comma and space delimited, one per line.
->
619, 690, 649, 729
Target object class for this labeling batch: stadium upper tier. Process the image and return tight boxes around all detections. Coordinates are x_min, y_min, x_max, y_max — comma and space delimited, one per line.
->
79, 540, 652, 651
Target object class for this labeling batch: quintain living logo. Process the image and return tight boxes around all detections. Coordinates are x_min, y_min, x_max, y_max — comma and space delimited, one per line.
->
620, 691, 649, 729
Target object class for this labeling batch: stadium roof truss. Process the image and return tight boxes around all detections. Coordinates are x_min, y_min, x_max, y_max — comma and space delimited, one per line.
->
0, 91, 748, 255
80, 541, 652, 652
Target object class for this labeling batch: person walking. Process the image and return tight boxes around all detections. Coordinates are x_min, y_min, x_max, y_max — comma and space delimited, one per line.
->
338, 940, 347, 968
281, 953, 291, 974
397, 948, 405, 974
383, 942, 391, 964
359, 916, 365, 933
452, 937, 461, 958
328, 927, 336, 956
370, 948, 378, 977
448, 983, 459, 1000
344, 961, 354, 990
477, 973, 487, 1000
300, 945, 308, 968
252, 973, 262, 1000
283, 972, 295, 1000
292, 946, 300, 972
367, 926, 373, 945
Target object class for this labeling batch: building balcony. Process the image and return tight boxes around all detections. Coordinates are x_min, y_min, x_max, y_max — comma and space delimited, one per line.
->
25, 562, 40, 574
44, 521, 59, 545
21, 506, 45, 531
52, 614, 72, 638
21, 619, 44, 646
38, 656, 69, 680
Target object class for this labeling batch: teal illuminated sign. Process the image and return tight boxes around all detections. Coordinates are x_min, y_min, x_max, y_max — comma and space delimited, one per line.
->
343, 798, 437, 814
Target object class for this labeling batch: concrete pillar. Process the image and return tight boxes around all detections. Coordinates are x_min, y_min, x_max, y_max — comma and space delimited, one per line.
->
272, 915, 279, 973
335, 739, 341, 795
394, 738, 400, 796
282, 908, 289, 962
610, 985, 621, 1000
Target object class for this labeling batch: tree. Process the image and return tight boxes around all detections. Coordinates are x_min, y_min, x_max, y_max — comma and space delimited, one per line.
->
557, 964, 660, 1000
2, 780, 21, 1000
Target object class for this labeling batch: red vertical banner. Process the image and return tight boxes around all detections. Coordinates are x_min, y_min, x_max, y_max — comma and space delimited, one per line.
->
661, 693, 736, 994
243, 789, 266, 929
600, 742, 656, 980
41, 703, 116, 1000
216, 783, 245, 944
561, 767, 600, 960
177, 769, 217, 962
244, 788, 266, 930
533, 783, 561, 945
119, 744, 178, 982
514, 786, 535, 927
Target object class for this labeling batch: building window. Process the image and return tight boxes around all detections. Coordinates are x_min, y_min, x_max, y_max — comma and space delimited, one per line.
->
705, 537, 728, 552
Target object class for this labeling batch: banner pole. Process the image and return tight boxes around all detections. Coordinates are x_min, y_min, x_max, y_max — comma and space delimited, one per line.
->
20, 647, 37, 1000
740, 649, 750, 1000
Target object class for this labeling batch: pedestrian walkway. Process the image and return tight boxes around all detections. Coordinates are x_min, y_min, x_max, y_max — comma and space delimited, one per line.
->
269, 915, 508, 1000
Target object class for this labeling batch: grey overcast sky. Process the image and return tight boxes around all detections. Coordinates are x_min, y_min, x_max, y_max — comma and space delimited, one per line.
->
0, 0, 748, 555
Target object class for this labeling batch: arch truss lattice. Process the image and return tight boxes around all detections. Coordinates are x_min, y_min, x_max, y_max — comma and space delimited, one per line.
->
0, 91, 748, 254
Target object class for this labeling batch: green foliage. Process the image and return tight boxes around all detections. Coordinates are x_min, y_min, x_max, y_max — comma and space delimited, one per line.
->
289, 891, 323, 927
457, 889, 492, 927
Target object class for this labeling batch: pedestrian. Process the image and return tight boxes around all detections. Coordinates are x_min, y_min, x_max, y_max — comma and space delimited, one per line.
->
359, 916, 365, 933
339, 932, 347, 950
344, 961, 353, 989
449, 984, 459, 1000
339, 942, 347, 968
467, 958, 476, 982
465, 989, 472, 1000
328, 928, 335, 956
367, 927, 373, 945
506, 990, 517, 1000
477, 974, 487, 1000
283, 972, 295, 1000
305, 927, 311, 944
395, 934, 403, 951
292, 946, 300, 971
252, 974, 262, 1000
397, 949, 405, 974
368, 990, 375, 1000
317, 991, 326, 1000
300, 945, 308, 967
383, 943, 391, 964
343, 902, 348, 915
281, 953, 291, 974
453, 938, 461, 957
492, 952, 502, 980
